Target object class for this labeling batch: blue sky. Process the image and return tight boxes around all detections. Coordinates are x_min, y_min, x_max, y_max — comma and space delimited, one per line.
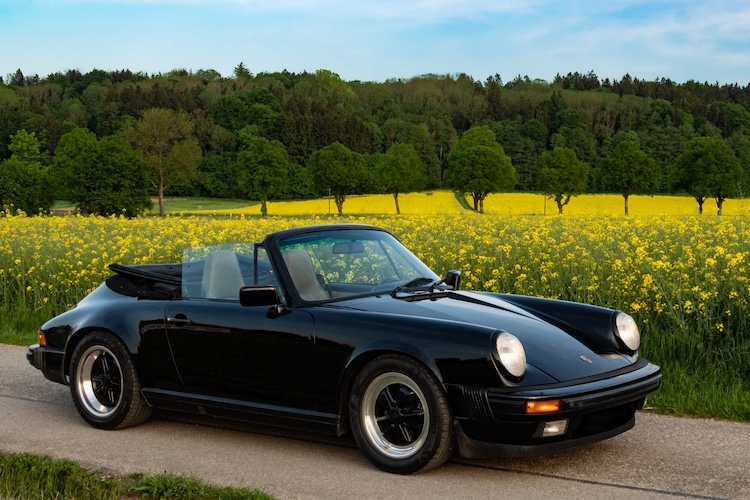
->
1, 0, 749, 85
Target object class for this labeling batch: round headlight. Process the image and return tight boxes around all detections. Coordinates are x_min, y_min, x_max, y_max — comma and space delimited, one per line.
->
615, 312, 640, 351
495, 332, 526, 378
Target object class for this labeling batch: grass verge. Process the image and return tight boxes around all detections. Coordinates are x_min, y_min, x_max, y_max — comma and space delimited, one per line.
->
147, 197, 256, 214
0, 453, 272, 500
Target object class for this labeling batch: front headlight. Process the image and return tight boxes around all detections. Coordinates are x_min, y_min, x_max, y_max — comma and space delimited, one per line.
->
615, 312, 640, 351
495, 332, 526, 378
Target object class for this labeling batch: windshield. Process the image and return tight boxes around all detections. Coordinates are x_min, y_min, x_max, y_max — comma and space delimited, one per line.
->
278, 229, 439, 301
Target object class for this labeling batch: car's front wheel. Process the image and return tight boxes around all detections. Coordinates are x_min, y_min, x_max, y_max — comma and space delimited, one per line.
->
69, 332, 152, 430
349, 355, 453, 474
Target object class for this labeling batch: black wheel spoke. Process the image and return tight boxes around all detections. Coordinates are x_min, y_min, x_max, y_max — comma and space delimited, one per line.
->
93, 383, 112, 406
401, 408, 424, 419
107, 387, 117, 406
100, 354, 111, 374
398, 423, 413, 443
380, 386, 399, 410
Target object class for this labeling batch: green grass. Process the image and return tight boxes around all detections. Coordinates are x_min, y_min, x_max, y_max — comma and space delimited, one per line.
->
646, 360, 750, 421
0, 306, 48, 345
147, 197, 257, 214
51, 200, 73, 210
0, 453, 272, 500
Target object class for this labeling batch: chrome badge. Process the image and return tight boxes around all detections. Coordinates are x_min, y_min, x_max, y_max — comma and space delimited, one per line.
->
579, 355, 593, 364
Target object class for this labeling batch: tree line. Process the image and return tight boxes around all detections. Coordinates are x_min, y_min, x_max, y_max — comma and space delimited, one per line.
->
0, 66, 748, 216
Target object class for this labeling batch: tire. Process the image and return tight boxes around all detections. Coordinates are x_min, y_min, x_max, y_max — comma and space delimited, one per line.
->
69, 332, 152, 430
349, 355, 454, 474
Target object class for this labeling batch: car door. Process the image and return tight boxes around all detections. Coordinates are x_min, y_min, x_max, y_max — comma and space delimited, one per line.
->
164, 300, 316, 410
164, 245, 316, 410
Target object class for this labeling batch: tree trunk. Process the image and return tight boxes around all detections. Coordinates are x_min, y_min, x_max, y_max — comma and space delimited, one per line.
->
557, 200, 564, 215
623, 194, 629, 216
717, 197, 724, 216
260, 198, 268, 217
393, 192, 400, 215
158, 178, 165, 217
472, 195, 479, 212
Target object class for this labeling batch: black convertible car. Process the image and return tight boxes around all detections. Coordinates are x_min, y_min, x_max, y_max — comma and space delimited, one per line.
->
28, 224, 661, 474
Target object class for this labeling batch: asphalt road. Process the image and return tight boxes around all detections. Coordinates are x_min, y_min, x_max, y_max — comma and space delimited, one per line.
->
2, 343, 749, 500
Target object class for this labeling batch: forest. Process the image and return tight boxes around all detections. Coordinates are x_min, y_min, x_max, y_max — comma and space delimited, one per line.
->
1, 65, 749, 214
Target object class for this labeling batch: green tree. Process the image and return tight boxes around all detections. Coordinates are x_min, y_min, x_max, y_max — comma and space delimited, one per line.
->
600, 131, 658, 215
381, 119, 441, 188
491, 119, 548, 191
233, 62, 252, 80
307, 142, 367, 215
54, 128, 151, 217
283, 163, 315, 199
122, 108, 202, 216
376, 142, 426, 214
237, 127, 289, 216
536, 146, 589, 214
0, 130, 52, 214
210, 95, 252, 132
672, 137, 745, 215
444, 125, 517, 213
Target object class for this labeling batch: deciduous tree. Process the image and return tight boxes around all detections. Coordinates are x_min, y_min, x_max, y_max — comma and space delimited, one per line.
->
672, 136, 745, 215
600, 131, 658, 215
237, 127, 289, 216
376, 142, 425, 214
0, 130, 52, 214
54, 128, 151, 217
444, 126, 517, 213
307, 142, 367, 215
536, 146, 589, 214
122, 108, 202, 216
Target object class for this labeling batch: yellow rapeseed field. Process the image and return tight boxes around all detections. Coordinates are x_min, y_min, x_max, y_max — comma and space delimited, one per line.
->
1, 207, 747, 344
192, 191, 750, 217
3, 193, 750, 400
197, 191, 465, 216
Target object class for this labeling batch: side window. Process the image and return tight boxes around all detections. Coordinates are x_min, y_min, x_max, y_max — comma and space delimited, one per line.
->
181, 243, 266, 301
253, 245, 279, 287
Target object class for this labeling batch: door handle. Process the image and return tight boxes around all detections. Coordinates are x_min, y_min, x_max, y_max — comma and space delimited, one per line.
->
166, 315, 192, 325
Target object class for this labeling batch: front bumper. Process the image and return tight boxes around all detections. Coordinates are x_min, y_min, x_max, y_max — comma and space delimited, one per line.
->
450, 360, 662, 458
27, 343, 67, 385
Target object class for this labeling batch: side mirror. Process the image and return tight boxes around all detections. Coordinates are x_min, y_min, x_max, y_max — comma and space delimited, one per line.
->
240, 285, 284, 314
444, 269, 461, 290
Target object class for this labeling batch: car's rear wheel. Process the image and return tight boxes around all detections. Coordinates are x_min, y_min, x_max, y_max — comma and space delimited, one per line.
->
69, 332, 152, 430
349, 355, 453, 474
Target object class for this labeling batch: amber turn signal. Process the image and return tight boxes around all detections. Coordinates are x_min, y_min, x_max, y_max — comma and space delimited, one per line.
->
526, 399, 560, 414
37, 331, 47, 347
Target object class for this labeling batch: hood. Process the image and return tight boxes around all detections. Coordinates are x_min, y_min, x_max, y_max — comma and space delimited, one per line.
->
332, 291, 633, 382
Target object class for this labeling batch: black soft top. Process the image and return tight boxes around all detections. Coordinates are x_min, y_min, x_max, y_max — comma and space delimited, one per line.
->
106, 263, 182, 299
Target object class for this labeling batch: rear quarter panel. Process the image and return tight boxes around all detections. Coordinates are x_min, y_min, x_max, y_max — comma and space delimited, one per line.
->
40, 283, 178, 388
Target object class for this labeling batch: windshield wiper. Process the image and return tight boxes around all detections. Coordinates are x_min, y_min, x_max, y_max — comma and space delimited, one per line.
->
390, 277, 436, 297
